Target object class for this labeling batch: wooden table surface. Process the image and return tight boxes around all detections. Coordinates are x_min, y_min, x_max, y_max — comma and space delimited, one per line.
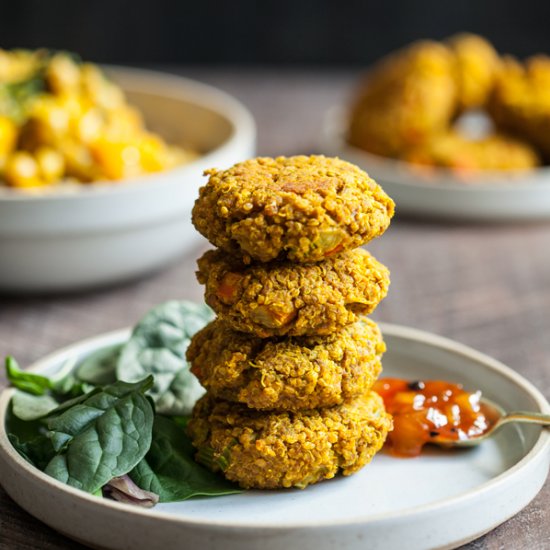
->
0, 69, 549, 550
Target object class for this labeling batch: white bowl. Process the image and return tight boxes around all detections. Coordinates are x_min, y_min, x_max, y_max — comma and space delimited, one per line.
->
321, 107, 550, 221
0, 67, 256, 292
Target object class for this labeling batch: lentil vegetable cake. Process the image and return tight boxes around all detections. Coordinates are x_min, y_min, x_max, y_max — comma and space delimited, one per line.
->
489, 55, 550, 161
191, 155, 394, 263
187, 316, 385, 410
348, 40, 458, 158
187, 390, 392, 489
402, 130, 540, 172
448, 33, 500, 111
196, 247, 390, 337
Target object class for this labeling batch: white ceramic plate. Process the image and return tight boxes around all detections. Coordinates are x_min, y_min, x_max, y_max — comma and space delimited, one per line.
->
0, 67, 255, 292
0, 324, 548, 550
320, 108, 550, 221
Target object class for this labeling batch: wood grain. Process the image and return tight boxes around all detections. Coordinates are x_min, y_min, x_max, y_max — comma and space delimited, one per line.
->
1, 69, 549, 550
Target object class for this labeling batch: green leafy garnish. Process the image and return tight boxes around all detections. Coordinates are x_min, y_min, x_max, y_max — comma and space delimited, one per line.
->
11, 391, 60, 421
9, 432, 57, 470
49, 358, 93, 398
44, 377, 154, 493
130, 416, 241, 502
6, 356, 53, 395
0, 73, 47, 121
6, 356, 92, 416
4, 299, 238, 505
0, 50, 81, 122
117, 301, 214, 415
75, 344, 121, 386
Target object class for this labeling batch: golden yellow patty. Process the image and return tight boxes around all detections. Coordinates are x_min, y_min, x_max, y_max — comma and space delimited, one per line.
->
192, 155, 394, 263
188, 390, 392, 489
197, 247, 390, 337
348, 40, 457, 157
403, 130, 540, 173
448, 33, 500, 111
187, 317, 385, 411
489, 55, 550, 161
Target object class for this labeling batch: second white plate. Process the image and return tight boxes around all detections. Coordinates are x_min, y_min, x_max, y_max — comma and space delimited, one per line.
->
0, 323, 549, 550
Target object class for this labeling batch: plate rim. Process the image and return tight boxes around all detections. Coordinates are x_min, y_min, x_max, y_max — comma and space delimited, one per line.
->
0, 322, 548, 531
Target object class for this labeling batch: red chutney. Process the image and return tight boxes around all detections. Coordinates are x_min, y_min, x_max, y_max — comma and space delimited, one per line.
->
373, 378, 497, 457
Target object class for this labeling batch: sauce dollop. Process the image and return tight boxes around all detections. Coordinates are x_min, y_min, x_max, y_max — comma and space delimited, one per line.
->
373, 378, 498, 457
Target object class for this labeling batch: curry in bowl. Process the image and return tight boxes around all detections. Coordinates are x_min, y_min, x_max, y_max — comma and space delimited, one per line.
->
0, 49, 196, 190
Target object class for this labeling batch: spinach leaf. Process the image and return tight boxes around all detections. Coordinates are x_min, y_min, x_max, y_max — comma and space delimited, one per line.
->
5, 404, 45, 444
171, 415, 191, 430
8, 432, 57, 470
75, 344, 121, 386
130, 416, 241, 502
41, 386, 102, 419
5, 301, 244, 504
11, 390, 60, 421
5, 356, 53, 395
6, 356, 92, 405
117, 301, 213, 416
44, 377, 154, 493
6, 401, 57, 469
50, 358, 93, 398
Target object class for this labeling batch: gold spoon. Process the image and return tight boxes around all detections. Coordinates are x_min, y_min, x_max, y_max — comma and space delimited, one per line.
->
431, 399, 550, 448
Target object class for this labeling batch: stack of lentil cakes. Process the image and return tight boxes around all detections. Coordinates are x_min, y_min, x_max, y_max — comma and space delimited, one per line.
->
187, 155, 395, 489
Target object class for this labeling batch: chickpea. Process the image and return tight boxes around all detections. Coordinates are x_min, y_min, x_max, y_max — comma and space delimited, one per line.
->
4, 151, 45, 188
35, 147, 65, 183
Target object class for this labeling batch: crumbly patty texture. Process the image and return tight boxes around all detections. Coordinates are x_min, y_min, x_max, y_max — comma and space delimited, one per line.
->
188, 390, 392, 489
196, 247, 390, 337
187, 316, 385, 410
348, 41, 458, 158
489, 55, 550, 161
191, 155, 394, 263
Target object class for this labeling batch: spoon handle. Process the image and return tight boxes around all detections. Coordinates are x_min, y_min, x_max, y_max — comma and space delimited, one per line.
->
499, 411, 550, 427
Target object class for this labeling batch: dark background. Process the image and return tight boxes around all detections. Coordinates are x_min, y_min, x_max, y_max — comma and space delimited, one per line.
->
1, 0, 550, 66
